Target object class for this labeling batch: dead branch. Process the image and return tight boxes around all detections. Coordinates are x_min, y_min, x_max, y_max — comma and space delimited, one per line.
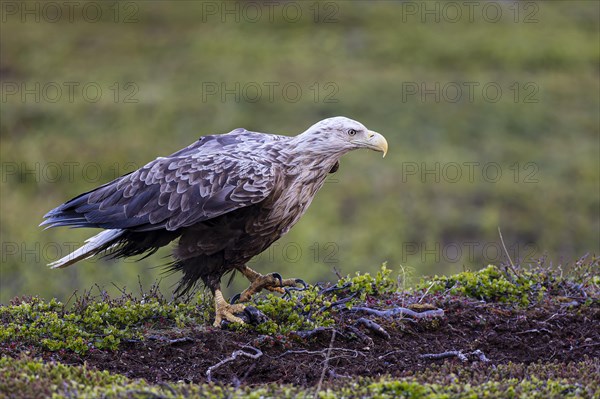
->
346, 325, 374, 347
420, 349, 490, 363
206, 346, 263, 383
317, 292, 359, 313
355, 317, 390, 339
273, 347, 364, 360
292, 327, 335, 339
319, 282, 352, 295
472, 349, 490, 362
348, 306, 444, 319
420, 350, 468, 361
147, 335, 194, 345
273, 349, 327, 358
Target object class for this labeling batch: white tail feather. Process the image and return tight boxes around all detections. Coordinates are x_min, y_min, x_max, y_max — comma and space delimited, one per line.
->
48, 229, 123, 269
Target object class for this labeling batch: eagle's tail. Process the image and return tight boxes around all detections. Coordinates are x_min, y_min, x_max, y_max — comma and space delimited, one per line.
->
48, 229, 124, 269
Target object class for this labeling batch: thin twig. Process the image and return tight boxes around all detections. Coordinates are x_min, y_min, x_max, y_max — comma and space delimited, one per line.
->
95, 283, 110, 302
147, 335, 194, 344
418, 281, 435, 303
332, 266, 343, 280
111, 282, 130, 298
273, 349, 327, 358
420, 349, 490, 363
319, 282, 352, 295
498, 227, 520, 277
206, 346, 263, 383
137, 275, 145, 298
292, 327, 335, 339
397, 264, 408, 310
316, 329, 336, 393
317, 292, 358, 313
273, 347, 364, 359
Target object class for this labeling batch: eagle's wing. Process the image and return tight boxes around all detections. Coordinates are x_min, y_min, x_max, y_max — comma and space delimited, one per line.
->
42, 130, 281, 232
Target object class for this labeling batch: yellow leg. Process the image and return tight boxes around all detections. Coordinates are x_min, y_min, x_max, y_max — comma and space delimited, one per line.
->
213, 288, 245, 327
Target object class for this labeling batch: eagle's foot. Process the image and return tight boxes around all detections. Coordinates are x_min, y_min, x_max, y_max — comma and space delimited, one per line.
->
235, 267, 306, 302
213, 288, 246, 327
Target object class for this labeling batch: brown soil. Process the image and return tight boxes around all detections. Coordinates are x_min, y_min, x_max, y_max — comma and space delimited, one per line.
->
7, 294, 598, 387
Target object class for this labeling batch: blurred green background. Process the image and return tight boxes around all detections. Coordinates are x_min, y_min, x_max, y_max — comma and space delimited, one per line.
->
1, 1, 598, 303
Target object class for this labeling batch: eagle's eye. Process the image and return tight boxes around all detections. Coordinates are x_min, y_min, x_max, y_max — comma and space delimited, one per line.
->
347, 129, 357, 136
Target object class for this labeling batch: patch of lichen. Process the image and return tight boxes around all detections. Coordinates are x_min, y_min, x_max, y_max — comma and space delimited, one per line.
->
2, 355, 597, 399
0, 290, 211, 354
417, 256, 599, 307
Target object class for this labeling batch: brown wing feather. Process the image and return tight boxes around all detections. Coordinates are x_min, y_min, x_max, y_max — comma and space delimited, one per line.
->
42, 130, 282, 232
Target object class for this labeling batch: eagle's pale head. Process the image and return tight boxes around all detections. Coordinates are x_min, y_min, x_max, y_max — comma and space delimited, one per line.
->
298, 116, 388, 157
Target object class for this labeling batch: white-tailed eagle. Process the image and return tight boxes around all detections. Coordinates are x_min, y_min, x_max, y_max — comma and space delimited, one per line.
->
42, 116, 388, 326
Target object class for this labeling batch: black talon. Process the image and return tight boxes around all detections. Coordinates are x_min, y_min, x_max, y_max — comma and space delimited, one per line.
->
295, 278, 308, 289
282, 279, 309, 299
271, 272, 283, 286
230, 293, 241, 304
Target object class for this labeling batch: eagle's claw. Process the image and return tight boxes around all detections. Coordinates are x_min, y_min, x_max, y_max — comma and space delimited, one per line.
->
235, 266, 307, 302
271, 272, 283, 286
230, 293, 241, 304
282, 278, 308, 299
295, 278, 308, 288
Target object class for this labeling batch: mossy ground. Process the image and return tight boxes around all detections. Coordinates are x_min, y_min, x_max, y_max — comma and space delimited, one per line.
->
1, 258, 599, 398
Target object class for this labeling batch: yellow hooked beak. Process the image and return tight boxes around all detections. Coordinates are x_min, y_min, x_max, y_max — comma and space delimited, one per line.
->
363, 130, 388, 158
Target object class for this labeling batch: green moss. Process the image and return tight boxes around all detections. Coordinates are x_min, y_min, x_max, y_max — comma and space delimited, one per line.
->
337, 264, 398, 299
252, 287, 335, 335
2, 261, 597, 355
0, 292, 211, 354
417, 265, 539, 305
1, 355, 597, 399
416, 260, 600, 307
249, 265, 397, 335
0, 265, 400, 352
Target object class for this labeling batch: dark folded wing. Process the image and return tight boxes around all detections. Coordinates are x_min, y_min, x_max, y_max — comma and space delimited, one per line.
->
42, 132, 278, 232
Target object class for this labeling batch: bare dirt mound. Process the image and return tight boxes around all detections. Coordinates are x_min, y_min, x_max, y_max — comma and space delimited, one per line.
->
48, 295, 598, 386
